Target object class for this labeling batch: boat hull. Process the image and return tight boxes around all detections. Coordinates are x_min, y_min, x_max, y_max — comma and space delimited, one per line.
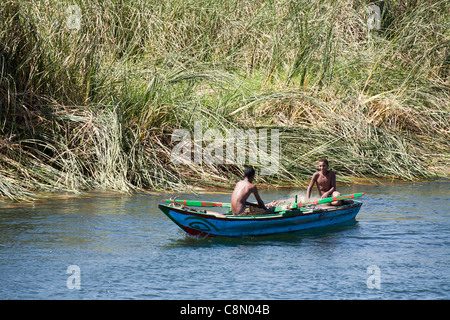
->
158, 201, 362, 237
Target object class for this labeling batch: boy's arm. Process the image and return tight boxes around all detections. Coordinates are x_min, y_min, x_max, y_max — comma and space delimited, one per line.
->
252, 186, 267, 209
321, 187, 335, 198
306, 173, 317, 199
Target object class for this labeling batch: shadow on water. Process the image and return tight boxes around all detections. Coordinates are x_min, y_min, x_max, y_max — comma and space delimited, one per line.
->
164, 219, 359, 248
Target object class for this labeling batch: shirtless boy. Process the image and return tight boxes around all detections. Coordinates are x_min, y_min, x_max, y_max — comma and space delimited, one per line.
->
306, 158, 342, 206
231, 166, 277, 215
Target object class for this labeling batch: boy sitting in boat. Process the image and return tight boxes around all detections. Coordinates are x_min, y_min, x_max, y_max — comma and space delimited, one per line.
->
231, 166, 277, 215
306, 158, 350, 206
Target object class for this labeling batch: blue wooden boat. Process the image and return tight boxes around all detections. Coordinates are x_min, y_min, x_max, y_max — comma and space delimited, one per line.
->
158, 196, 363, 237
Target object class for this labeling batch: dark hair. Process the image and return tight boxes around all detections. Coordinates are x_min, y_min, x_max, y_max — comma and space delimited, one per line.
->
244, 166, 255, 178
318, 158, 329, 166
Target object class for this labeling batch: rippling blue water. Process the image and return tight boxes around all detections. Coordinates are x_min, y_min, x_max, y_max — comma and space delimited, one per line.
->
0, 180, 449, 299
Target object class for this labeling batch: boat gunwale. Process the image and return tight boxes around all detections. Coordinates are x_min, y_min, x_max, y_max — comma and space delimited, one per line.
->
158, 201, 363, 222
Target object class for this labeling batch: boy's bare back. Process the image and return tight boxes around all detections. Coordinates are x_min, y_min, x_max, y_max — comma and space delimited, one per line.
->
230, 166, 267, 215
231, 180, 256, 214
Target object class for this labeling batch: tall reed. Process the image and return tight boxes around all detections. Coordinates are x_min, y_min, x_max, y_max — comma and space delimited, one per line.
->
0, 0, 448, 200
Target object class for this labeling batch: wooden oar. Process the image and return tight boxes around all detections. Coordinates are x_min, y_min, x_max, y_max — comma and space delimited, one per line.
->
163, 199, 231, 208
272, 192, 365, 212
292, 192, 365, 208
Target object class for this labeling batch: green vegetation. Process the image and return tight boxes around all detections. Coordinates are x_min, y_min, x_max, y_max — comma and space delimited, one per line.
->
1, 0, 449, 200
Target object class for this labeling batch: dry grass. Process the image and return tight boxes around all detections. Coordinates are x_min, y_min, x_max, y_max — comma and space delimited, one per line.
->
0, 0, 449, 200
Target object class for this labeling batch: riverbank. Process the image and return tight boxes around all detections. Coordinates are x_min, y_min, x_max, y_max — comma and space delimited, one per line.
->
2, 176, 449, 205
1, 0, 449, 201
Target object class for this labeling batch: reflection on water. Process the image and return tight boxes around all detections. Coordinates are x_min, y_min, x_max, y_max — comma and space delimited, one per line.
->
0, 179, 449, 299
165, 219, 360, 249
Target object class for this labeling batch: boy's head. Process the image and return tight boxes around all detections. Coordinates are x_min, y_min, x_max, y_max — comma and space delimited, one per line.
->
244, 166, 256, 181
318, 158, 329, 173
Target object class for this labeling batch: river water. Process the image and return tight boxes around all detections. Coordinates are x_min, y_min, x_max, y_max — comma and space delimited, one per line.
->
0, 179, 449, 300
